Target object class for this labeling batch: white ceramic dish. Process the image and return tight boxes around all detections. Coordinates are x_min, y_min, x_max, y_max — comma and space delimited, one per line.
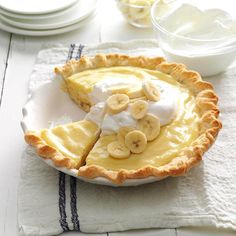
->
0, 0, 97, 30
151, 0, 236, 76
0, 2, 77, 20
21, 75, 166, 187
0, 0, 77, 15
0, 12, 95, 36
162, 48, 236, 77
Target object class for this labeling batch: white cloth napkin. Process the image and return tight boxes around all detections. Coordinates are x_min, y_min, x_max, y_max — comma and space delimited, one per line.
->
18, 40, 236, 236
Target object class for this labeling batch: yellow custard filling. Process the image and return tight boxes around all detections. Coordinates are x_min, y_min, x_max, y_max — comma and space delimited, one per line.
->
67, 67, 200, 170
65, 66, 178, 106
59, 66, 200, 170
67, 68, 142, 93
86, 85, 199, 170
39, 120, 100, 166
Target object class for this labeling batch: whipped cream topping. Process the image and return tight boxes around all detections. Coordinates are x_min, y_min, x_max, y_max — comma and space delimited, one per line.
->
101, 109, 137, 135
85, 77, 178, 134
148, 80, 178, 125
89, 77, 141, 104
85, 102, 106, 126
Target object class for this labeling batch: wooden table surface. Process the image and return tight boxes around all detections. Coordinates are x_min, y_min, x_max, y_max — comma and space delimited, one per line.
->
0, 0, 235, 235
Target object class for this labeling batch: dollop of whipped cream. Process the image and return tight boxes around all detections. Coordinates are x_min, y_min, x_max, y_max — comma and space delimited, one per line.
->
85, 78, 178, 135
84, 102, 106, 126
148, 80, 178, 125
101, 109, 137, 135
89, 77, 141, 104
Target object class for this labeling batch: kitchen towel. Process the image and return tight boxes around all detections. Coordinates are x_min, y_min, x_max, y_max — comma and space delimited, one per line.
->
18, 40, 236, 236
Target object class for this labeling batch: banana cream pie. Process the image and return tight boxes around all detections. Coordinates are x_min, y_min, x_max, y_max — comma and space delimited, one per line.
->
25, 54, 221, 184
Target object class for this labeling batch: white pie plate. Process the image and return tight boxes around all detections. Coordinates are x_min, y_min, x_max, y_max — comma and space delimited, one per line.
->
21, 76, 166, 187
0, 11, 96, 36
0, 0, 97, 30
0, 0, 77, 15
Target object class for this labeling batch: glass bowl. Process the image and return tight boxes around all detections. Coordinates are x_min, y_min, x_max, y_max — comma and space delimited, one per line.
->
151, 0, 236, 76
116, 0, 155, 28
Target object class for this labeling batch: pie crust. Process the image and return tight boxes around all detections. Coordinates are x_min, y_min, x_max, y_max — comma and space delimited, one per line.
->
25, 54, 222, 184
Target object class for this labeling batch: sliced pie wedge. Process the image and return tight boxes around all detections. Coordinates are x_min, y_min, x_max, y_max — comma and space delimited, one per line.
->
25, 120, 100, 169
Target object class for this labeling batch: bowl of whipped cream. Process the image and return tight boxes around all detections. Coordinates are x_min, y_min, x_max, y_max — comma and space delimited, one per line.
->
151, 0, 236, 76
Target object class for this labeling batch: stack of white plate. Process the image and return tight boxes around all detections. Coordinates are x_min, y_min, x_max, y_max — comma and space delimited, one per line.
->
0, 0, 97, 36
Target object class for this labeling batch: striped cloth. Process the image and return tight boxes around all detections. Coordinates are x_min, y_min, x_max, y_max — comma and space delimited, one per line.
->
58, 44, 84, 232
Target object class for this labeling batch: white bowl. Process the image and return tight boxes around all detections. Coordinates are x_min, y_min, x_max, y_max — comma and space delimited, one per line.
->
151, 0, 236, 76
162, 47, 236, 77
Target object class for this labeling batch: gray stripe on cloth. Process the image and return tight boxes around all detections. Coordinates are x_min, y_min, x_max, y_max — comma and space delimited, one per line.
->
59, 172, 70, 232
58, 43, 84, 232
69, 43, 84, 231
58, 43, 75, 232
70, 176, 80, 230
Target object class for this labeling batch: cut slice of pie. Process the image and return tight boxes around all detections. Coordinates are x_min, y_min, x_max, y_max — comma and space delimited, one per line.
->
25, 120, 100, 169
25, 54, 221, 184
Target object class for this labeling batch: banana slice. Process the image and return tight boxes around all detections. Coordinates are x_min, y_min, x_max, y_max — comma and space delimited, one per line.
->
129, 0, 151, 21
125, 130, 147, 154
109, 86, 143, 99
126, 87, 144, 99
117, 126, 135, 143
137, 113, 160, 141
107, 141, 130, 159
106, 94, 129, 114
131, 100, 148, 119
143, 80, 160, 102
108, 86, 130, 95
130, 96, 147, 103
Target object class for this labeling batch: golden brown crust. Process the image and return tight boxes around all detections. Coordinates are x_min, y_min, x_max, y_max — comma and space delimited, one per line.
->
54, 54, 165, 79
25, 132, 78, 169
52, 54, 222, 184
